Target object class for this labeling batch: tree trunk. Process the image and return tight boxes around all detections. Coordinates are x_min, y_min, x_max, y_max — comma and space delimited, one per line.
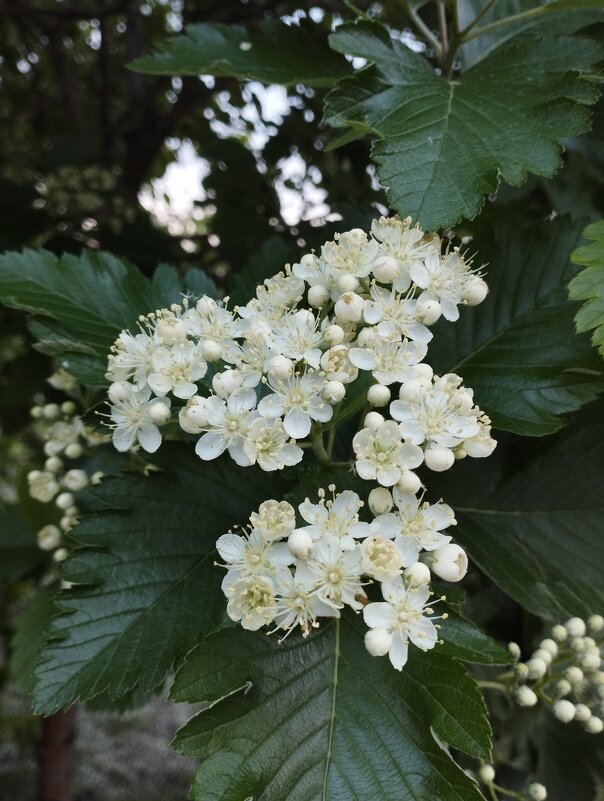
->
37, 708, 77, 801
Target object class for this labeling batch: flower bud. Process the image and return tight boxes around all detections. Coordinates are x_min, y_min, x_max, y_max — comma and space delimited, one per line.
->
508, 642, 521, 661
429, 543, 468, 582
364, 627, 392, 657
65, 443, 83, 459
557, 679, 572, 696
552, 624, 567, 642
357, 326, 377, 346
202, 339, 222, 361
398, 378, 430, 402
574, 703, 591, 722
267, 355, 294, 381
323, 324, 345, 346
554, 699, 576, 722
288, 530, 314, 560
156, 317, 187, 344
247, 317, 271, 340
417, 297, 442, 325
526, 657, 548, 680
149, 400, 171, 425
565, 617, 586, 637
528, 783, 547, 801
478, 765, 495, 784
396, 470, 422, 495
196, 297, 215, 315
109, 381, 130, 404
63, 469, 89, 492
581, 652, 601, 672
334, 292, 364, 322
91, 471, 104, 485
364, 412, 385, 430
585, 716, 604, 734
424, 446, 455, 472
404, 562, 431, 587
212, 370, 242, 398
368, 487, 393, 516
324, 380, 346, 404
367, 384, 390, 408
566, 666, 584, 684
516, 686, 538, 707
539, 638, 558, 657
338, 274, 359, 294
532, 648, 552, 665
43, 403, 60, 420
37, 524, 62, 552
588, 614, 604, 632
516, 663, 529, 680
45, 456, 63, 473
462, 276, 488, 306
53, 547, 69, 563
56, 492, 74, 511
31, 405, 43, 418
308, 285, 330, 308
372, 255, 400, 283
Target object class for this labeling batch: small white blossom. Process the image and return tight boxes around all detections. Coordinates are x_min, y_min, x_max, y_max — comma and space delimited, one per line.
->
257, 372, 332, 439
243, 417, 304, 471
295, 538, 365, 611
353, 421, 423, 487
225, 575, 278, 631
109, 385, 167, 453
363, 285, 432, 343
195, 388, 257, 465
249, 500, 296, 541
297, 489, 375, 549
349, 337, 428, 385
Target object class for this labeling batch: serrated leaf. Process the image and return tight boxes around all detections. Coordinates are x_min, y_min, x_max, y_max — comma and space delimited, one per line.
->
131, 19, 350, 87
171, 617, 489, 801
32, 445, 289, 714
440, 612, 511, 666
325, 21, 602, 229
447, 412, 604, 619
429, 214, 603, 435
0, 249, 217, 386
569, 219, 604, 359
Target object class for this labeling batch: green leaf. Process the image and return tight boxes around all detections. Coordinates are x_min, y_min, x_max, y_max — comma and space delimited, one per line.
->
131, 20, 350, 87
0, 505, 45, 581
171, 617, 489, 801
0, 249, 217, 386
448, 411, 604, 619
10, 587, 58, 696
440, 612, 512, 666
429, 214, 603, 436
33, 445, 288, 714
325, 21, 602, 229
569, 220, 604, 359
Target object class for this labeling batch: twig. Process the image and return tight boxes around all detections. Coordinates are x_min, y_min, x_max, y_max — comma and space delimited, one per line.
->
459, 0, 500, 38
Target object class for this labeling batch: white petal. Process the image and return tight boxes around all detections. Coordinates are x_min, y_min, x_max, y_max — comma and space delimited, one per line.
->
283, 408, 311, 439
113, 426, 136, 452
216, 533, 245, 563
147, 373, 172, 397
137, 424, 161, 453
363, 602, 395, 629
195, 431, 227, 461
348, 347, 377, 370
388, 633, 409, 670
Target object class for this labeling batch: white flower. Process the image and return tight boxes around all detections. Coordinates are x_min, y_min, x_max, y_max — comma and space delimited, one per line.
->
268, 309, 324, 368
257, 371, 332, 439
216, 529, 293, 582
363, 579, 439, 670
109, 385, 167, 453
195, 388, 257, 465
273, 572, 337, 637
233, 337, 277, 388
349, 337, 428, 385
295, 538, 365, 611
370, 216, 435, 292
179, 395, 209, 434
225, 574, 278, 630
292, 253, 333, 294
363, 285, 432, 343
361, 535, 404, 581
376, 489, 455, 564
428, 543, 468, 582
63, 469, 88, 492
320, 228, 378, 284
320, 345, 358, 384
249, 500, 296, 542
390, 373, 481, 448
243, 417, 304, 471
297, 489, 374, 549
410, 248, 472, 322
28, 470, 60, 502
353, 421, 423, 487
184, 297, 241, 362
147, 342, 207, 399
106, 329, 158, 387
37, 524, 62, 551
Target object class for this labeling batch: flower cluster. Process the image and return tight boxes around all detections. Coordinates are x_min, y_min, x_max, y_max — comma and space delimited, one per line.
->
27, 378, 106, 562
217, 485, 463, 670
509, 615, 604, 734
105, 216, 495, 670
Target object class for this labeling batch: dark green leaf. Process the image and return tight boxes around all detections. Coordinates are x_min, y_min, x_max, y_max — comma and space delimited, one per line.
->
325, 22, 602, 229
10, 587, 58, 696
430, 214, 603, 435
0, 505, 45, 581
171, 617, 490, 801
33, 445, 288, 714
229, 235, 298, 307
440, 612, 512, 665
131, 20, 350, 87
569, 219, 604, 359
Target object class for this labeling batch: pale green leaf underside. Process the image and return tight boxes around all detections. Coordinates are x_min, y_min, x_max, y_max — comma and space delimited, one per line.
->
0, 249, 216, 386
131, 20, 350, 87
570, 220, 604, 358
33, 446, 283, 714
171, 617, 489, 801
326, 22, 602, 229
429, 214, 603, 435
